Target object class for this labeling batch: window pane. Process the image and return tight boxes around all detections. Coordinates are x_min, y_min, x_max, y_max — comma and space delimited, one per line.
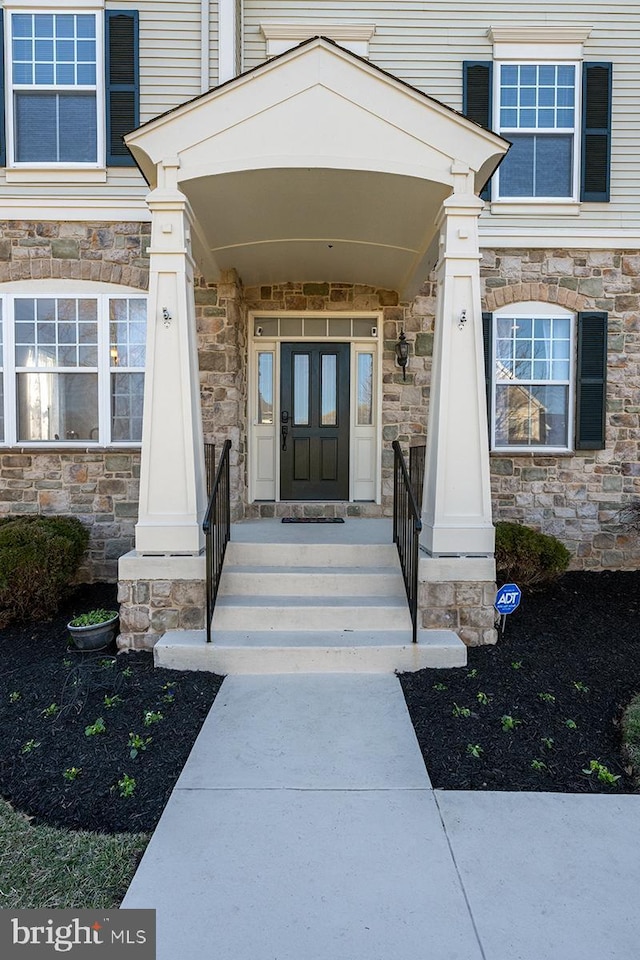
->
111, 373, 144, 442
535, 136, 573, 196
357, 353, 373, 425
0, 374, 4, 443
257, 353, 273, 424
321, 354, 337, 426
499, 136, 534, 196
293, 354, 309, 425
17, 372, 98, 441
495, 384, 569, 447
15, 91, 97, 162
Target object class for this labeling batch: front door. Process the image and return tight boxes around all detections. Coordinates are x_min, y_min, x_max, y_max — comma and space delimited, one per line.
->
280, 342, 350, 500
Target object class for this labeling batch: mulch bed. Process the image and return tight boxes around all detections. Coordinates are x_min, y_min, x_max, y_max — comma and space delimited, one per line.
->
400, 570, 640, 794
0, 584, 223, 834
1, 572, 639, 838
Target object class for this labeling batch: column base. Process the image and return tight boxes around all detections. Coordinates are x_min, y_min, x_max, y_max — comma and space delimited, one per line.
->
418, 555, 497, 646
117, 551, 206, 650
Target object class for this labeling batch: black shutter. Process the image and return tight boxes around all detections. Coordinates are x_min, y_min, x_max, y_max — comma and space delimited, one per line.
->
0, 10, 5, 167
482, 312, 493, 440
581, 63, 612, 202
576, 312, 607, 450
463, 62, 493, 201
105, 11, 139, 166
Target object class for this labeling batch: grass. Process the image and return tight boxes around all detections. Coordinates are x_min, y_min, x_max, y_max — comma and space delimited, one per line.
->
0, 798, 148, 909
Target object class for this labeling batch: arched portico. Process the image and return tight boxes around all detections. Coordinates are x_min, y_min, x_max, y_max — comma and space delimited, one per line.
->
122, 38, 508, 580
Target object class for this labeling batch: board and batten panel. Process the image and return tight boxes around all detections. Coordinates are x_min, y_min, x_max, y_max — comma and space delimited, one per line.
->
242, 1, 640, 235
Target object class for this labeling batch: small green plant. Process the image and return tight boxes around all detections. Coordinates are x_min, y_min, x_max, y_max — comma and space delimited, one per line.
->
41, 702, 59, 718
432, 682, 448, 692
161, 683, 176, 703
122, 666, 134, 678
62, 658, 72, 668
117, 774, 137, 798
103, 694, 124, 709
452, 703, 472, 719
531, 759, 547, 772
466, 669, 478, 679
128, 733, 152, 759
541, 737, 555, 750
501, 714, 522, 732
476, 691, 491, 706
538, 692, 556, 703
573, 681, 590, 693
63, 767, 82, 781
466, 743, 484, 758
511, 661, 523, 670
582, 760, 620, 785
143, 710, 163, 726
85, 717, 106, 737
69, 610, 117, 628
495, 520, 571, 588
21, 739, 40, 754
8, 691, 21, 703
565, 719, 578, 730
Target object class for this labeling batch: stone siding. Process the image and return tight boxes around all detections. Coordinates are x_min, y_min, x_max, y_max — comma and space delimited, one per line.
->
117, 578, 205, 650
419, 580, 497, 647
482, 248, 640, 570
0, 451, 140, 581
0, 220, 150, 287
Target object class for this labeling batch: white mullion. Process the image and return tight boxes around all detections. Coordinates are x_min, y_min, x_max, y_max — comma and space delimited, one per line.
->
99, 295, 112, 445
5, 298, 17, 447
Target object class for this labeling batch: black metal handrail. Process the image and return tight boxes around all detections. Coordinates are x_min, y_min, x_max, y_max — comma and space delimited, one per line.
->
203, 439, 231, 644
204, 442, 216, 498
392, 440, 422, 644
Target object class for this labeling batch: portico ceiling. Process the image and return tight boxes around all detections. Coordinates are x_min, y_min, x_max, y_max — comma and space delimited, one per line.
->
126, 37, 508, 299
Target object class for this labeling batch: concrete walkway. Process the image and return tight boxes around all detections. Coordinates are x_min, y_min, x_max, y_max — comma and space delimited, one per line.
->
122, 675, 640, 960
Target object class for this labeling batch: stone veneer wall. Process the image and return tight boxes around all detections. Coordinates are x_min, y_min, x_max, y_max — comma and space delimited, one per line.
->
198, 278, 435, 517
482, 248, 640, 570
0, 221, 149, 580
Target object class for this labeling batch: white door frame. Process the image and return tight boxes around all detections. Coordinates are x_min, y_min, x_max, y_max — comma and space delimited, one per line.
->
247, 311, 383, 503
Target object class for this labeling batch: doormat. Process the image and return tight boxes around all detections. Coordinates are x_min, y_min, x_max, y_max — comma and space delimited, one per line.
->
281, 517, 345, 523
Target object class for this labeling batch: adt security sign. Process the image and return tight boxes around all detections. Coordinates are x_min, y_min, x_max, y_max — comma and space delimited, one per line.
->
495, 583, 522, 616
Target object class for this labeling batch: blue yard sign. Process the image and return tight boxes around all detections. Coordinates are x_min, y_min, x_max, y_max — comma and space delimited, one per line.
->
495, 583, 522, 616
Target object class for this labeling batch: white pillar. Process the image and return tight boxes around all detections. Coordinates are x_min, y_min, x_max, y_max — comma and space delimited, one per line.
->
135, 159, 206, 555
420, 163, 494, 557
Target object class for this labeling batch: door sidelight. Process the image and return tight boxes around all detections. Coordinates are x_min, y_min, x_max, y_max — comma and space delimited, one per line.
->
281, 410, 289, 451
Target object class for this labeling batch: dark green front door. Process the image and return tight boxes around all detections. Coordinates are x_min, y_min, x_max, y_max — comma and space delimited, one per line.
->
280, 342, 350, 500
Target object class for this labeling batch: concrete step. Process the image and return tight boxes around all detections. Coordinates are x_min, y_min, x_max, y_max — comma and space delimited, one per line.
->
219, 565, 406, 597
225, 541, 399, 568
212, 595, 413, 631
154, 628, 467, 674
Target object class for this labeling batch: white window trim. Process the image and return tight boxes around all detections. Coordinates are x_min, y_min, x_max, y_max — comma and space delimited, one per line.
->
5, 5, 105, 169
492, 59, 582, 204
0, 281, 146, 449
490, 302, 576, 454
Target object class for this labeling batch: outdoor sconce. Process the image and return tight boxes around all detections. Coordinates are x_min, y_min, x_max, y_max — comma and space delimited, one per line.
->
162, 307, 172, 328
395, 330, 409, 380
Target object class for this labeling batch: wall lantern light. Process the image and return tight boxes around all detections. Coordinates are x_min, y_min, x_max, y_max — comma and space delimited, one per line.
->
395, 330, 409, 380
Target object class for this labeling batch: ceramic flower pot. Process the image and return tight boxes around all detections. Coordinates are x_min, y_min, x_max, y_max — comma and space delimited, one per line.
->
67, 613, 119, 651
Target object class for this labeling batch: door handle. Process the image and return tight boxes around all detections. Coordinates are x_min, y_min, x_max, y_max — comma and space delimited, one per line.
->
281, 410, 289, 452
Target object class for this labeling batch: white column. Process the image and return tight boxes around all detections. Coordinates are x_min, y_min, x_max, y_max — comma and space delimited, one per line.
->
135, 159, 206, 555
420, 163, 494, 557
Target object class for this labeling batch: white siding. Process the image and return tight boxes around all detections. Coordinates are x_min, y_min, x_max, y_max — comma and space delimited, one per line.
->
135, 0, 203, 123
242, 1, 640, 234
